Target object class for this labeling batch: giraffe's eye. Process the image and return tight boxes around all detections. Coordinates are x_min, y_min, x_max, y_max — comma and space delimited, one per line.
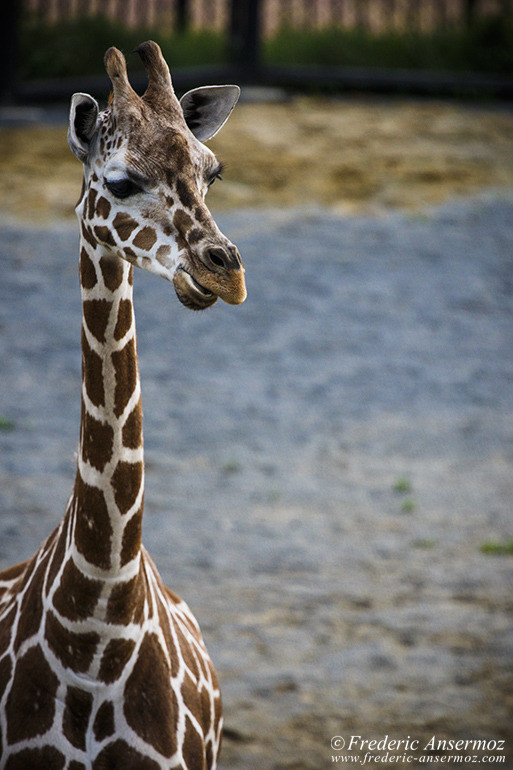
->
207, 164, 224, 187
105, 178, 142, 199
208, 172, 222, 188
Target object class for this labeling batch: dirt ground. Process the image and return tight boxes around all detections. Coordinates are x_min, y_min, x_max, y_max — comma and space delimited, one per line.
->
2, 96, 513, 220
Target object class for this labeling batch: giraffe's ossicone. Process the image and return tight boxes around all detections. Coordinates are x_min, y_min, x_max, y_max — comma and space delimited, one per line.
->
0, 42, 245, 769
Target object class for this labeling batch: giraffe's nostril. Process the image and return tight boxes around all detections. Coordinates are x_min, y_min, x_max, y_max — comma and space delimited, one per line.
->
200, 244, 242, 273
206, 247, 227, 269
201, 246, 237, 273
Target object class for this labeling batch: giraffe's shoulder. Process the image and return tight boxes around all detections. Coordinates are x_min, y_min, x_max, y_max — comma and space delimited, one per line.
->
0, 559, 29, 587
0, 559, 30, 604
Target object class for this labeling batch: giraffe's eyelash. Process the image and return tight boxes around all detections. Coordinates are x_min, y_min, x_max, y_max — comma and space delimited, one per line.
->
105, 177, 143, 199
207, 163, 225, 187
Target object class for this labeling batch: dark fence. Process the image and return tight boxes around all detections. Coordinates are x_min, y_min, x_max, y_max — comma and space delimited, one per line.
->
2, 0, 513, 103
23, 0, 511, 34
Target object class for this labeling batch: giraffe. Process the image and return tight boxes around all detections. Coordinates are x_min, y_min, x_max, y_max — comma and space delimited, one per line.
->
0, 41, 246, 769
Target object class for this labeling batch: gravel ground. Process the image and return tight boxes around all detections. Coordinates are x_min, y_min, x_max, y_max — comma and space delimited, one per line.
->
0, 194, 513, 769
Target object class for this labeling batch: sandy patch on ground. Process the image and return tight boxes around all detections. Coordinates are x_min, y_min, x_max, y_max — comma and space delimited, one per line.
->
1, 97, 513, 221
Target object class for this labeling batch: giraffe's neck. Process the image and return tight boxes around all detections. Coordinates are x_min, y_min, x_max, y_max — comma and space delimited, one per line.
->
69, 227, 145, 584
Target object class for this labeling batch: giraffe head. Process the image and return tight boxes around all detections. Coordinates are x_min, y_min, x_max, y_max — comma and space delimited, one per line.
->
68, 41, 246, 310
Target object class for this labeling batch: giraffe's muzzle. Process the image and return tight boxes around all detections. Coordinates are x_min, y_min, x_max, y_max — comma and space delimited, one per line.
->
173, 269, 219, 311
173, 246, 247, 311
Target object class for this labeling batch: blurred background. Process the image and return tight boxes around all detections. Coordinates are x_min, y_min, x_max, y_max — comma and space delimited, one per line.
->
2, 0, 513, 220
1, 2, 513, 769
3, 0, 513, 99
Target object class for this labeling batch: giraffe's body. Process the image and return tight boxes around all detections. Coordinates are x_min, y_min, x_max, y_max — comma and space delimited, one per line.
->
0, 42, 245, 769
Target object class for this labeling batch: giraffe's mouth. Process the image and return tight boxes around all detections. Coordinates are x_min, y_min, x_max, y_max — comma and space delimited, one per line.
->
173, 268, 218, 311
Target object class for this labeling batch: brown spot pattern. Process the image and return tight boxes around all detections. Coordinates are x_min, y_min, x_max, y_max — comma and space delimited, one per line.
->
173, 210, 195, 250
0, 606, 17, 658
6, 645, 58, 744
81, 223, 97, 250
114, 298, 132, 341
106, 576, 143, 625
92, 740, 160, 770
195, 206, 207, 223
0, 655, 12, 700
80, 247, 97, 289
214, 693, 222, 738
63, 686, 93, 750
182, 714, 207, 770
46, 529, 66, 594
112, 338, 137, 418
123, 246, 138, 263
5, 747, 66, 770
132, 226, 157, 251
175, 622, 201, 680
167, 134, 191, 168
99, 255, 124, 291
111, 460, 143, 515
81, 405, 114, 472
94, 225, 116, 247
45, 611, 99, 673
187, 227, 204, 245
73, 474, 112, 570
181, 670, 202, 721
113, 212, 139, 241
98, 637, 136, 684
82, 329, 104, 408
52, 559, 102, 621
93, 700, 115, 741
157, 603, 179, 678
120, 512, 142, 566
96, 196, 111, 219
76, 176, 86, 208
156, 244, 171, 266
206, 740, 214, 769
87, 188, 97, 219
200, 686, 213, 736
175, 177, 195, 209
122, 401, 142, 449
69, 763, 87, 770
0, 561, 27, 583
83, 299, 112, 343
124, 633, 178, 758
173, 208, 193, 235
13, 558, 46, 652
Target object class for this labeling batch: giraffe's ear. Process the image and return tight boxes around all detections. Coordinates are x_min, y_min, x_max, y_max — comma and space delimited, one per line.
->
68, 93, 100, 162
180, 85, 240, 143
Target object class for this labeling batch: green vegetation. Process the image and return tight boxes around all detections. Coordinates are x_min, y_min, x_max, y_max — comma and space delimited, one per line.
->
221, 461, 240, 475
0, 417, 15, 431
264, 16, 513, 73
393, 476, 412, 494
412, 538, 437, 549
480, 540, 513, 556
393, 477, 416, 513
401, 499, 416, 514
19, 12, 513, 80
20, 14, 227, 80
